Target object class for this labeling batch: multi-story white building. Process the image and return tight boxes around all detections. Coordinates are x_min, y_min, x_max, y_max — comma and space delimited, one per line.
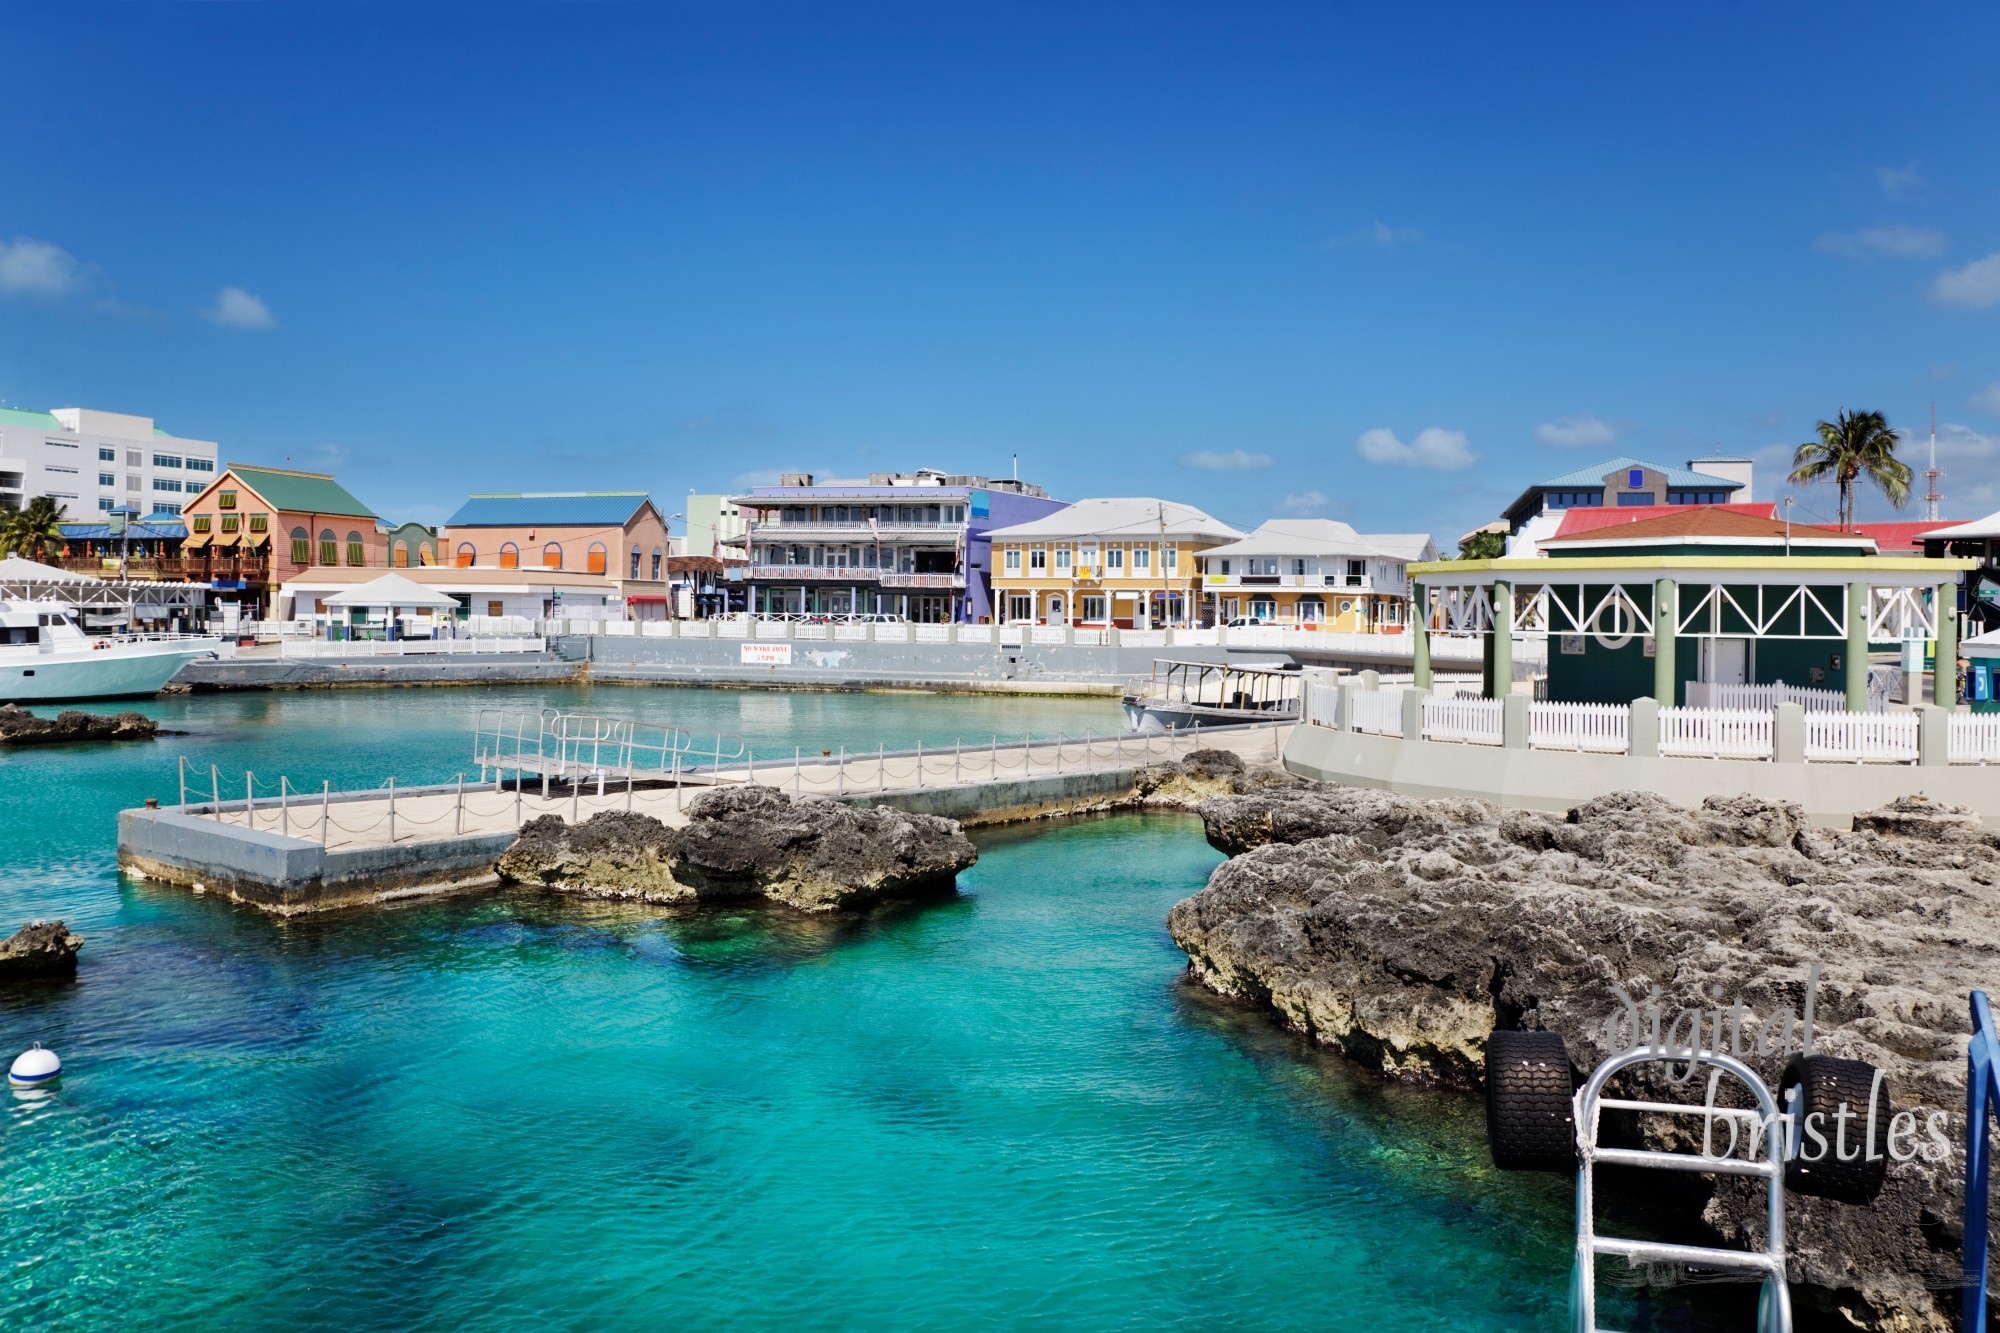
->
0, 405, 220, 519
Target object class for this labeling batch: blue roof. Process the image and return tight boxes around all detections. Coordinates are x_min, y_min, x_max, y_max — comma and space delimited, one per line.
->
60, 521, 187, 539
446, 492, 656, 527
1531, 456, 1745, 491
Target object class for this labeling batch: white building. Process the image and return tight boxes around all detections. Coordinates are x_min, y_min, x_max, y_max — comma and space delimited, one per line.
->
0, 405, 220, 519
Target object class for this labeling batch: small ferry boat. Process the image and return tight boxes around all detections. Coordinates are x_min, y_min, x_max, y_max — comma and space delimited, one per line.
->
1121, 658, 1302, 734
0, 599, 221, 703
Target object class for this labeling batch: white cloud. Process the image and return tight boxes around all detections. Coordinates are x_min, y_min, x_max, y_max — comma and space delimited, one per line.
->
1534, 414, 1618, 448
1932, 421, 2000, 464
1278, 490, 1328, 514
0, 236, 78, 298
1179, 448, 1274, 472
1876, 163, 1924, 197
205, 285, 276, 331
1969, 385, 2000, 415
1931, 254, 2000, 309
1324, 220, 1423, 249
1815, 223, 1948, 260
1355, 427, 1476, 471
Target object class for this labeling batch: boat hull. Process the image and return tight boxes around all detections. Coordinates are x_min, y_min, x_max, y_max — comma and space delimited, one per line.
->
1122, 697, 1299, 735
0, 640, 220, 703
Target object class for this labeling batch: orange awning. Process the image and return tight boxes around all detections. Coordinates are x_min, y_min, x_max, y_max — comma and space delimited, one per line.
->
211, 529, 242, 547
184, 530, 213, 549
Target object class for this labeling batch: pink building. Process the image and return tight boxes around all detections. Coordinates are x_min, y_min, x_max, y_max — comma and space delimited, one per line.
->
443, 492, 672, 580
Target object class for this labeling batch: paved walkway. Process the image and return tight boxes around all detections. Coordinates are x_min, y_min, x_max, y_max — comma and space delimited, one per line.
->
195, 725, 1292, 855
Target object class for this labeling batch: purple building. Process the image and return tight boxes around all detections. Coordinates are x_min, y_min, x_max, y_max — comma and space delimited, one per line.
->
730, 468, 1065, 622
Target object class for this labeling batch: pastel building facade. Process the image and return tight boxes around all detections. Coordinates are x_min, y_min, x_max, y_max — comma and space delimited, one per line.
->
734, 470, 1065, 622
0, 405, 219, 517
1198, 520, 1436, 630
180, 465, 383, 615
683, 493, 746, 559
985, 498, 1243, 628
440, 491, 673, 617
1503, 455, 1753, 557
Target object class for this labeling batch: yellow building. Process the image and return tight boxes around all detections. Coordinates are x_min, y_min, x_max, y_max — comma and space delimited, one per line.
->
985, 498, 1244, 627
1198, 520, 1436, 631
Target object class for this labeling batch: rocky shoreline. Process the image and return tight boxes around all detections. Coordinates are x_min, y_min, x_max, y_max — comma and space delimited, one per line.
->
1170, 782, 1996, 1332
0, 920, 84, 980
0, 704, 158, 745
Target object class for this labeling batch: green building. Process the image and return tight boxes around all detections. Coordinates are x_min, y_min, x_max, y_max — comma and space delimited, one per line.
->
1409, 508, 1974, 711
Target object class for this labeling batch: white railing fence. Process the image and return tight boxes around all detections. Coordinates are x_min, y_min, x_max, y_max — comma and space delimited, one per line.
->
1349, 688, 1403, 736
280, 637, 546, 659
1950, 715, 2000, 764
1655, 706, 1774, 760
1685, 681, 1856, 713
1528, 701, 1630, 753
1803, 711, 1919, 764
1422, 695, 1503, 745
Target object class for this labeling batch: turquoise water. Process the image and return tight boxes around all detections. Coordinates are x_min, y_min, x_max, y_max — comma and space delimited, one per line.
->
0, 688, 1741, 1329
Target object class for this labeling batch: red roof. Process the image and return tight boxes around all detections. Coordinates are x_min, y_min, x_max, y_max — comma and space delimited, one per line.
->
1544, 506, 1860, 545
1550, 502, 1775, 541
1851, 521, 1959, 553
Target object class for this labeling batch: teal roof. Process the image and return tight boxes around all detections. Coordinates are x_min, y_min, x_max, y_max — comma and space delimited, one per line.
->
0, 407, 63, 430
1532, 456, 1745, 491
225, 465, 377, 519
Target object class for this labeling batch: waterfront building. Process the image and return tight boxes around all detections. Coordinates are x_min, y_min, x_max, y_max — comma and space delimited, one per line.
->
276, 561, 627, 625
382, 520, 442, 568
179, 465, 383, 617
1410, 507, 1971, 708
443, 492, 672, 579
734, 470, 1064, 622
666, 554, 748, 619
1196, 520, 1435, 631
683, 494, 746, 559
57, 510, 190, 582
985, 498, 1240, 628
1502, 455, 1752, 555
0, 405, 219, 518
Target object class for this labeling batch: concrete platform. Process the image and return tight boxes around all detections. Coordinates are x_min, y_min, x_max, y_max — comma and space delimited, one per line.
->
118, 725, 1290, 914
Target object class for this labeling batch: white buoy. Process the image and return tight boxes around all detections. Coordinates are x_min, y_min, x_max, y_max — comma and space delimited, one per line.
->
9, 1044, 60, 1088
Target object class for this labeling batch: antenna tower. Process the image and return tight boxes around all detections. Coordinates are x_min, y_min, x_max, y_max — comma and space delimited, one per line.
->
1924, 400, 1942, 522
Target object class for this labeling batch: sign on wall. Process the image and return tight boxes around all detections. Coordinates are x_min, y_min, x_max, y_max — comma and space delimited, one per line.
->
740, 642, 792, 666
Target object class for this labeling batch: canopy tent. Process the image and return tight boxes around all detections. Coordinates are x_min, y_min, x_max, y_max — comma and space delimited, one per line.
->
1922, 512, 2000, 542
0, 555, 92, 584
322, 572, 459, 610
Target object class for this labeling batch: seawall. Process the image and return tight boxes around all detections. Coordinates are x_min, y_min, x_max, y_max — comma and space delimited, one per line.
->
172, 654, 583, 692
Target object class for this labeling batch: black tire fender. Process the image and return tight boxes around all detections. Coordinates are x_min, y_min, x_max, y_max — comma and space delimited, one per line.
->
1780, 1054, 1890, 1203
1485, 1029, 1577, 1172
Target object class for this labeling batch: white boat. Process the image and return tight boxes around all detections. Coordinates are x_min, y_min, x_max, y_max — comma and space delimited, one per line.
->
1121, 658, 1303, 734
0, 600, 221, 703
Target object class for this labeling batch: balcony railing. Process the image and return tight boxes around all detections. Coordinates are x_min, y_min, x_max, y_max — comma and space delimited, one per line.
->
747, 564, 965, 587
879, 570, 966, 588
746, 521, 963, 543
1207, 572, 1388, 592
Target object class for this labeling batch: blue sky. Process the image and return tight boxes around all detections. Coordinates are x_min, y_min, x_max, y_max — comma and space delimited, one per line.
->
2, 3, 1997, 542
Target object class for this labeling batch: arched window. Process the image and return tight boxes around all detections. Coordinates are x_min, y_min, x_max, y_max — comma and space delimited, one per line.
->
290, 527, 310, 565
346, 530, 365, 566
393, 541, 409, 568
587, 541, 607, 575
456, 542, 476, 568
651, 547, 662, 580
543, 542, 563, 569
628, 545, 640, 579
499, 542, 519, 570
319, 529, 337, 565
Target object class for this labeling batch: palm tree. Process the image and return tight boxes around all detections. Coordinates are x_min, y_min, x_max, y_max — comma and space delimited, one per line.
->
0, 496, 69, 563
1787, 409, 1912, 530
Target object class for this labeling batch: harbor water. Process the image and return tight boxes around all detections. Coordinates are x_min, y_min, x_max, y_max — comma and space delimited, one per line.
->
1, 687, 1737, 1329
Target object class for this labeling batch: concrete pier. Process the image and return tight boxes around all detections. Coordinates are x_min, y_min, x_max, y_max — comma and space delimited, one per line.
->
118, 725, 1289, 914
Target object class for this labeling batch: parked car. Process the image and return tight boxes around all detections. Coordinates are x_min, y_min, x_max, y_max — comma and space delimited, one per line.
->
1222, 616, 1270, 628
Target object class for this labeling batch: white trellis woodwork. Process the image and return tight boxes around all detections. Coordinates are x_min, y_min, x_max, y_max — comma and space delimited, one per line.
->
1866, 585, 1938, 642
1431, 585, 1493, 634
1674, 582, 1846, 640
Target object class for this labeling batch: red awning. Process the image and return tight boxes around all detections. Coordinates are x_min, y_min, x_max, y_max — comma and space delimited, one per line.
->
626, 595, 671, 604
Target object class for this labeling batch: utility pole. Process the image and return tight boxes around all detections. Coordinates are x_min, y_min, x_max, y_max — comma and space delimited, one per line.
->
1924, 400, 1943, 522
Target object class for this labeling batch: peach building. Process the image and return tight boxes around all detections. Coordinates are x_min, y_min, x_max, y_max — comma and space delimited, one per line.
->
440, 491, 673, 617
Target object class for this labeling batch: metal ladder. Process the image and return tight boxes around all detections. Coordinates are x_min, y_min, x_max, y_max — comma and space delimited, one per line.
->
1572, 1047, 1792, 1332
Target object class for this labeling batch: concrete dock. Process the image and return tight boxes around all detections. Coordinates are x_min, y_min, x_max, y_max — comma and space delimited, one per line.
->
118, 724, 1288, 914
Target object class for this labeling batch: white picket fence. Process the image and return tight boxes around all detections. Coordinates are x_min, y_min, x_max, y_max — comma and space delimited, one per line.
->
1422, 695, 1503, 745
1803, 711, 1919, 763
1657, 707, 1774, 760
1349, 688, 1404, 736
279, 637, 545, 659
1685, 681, 1853, 712
1527, 701, 1631, 753
1950, 715, 2000, 764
